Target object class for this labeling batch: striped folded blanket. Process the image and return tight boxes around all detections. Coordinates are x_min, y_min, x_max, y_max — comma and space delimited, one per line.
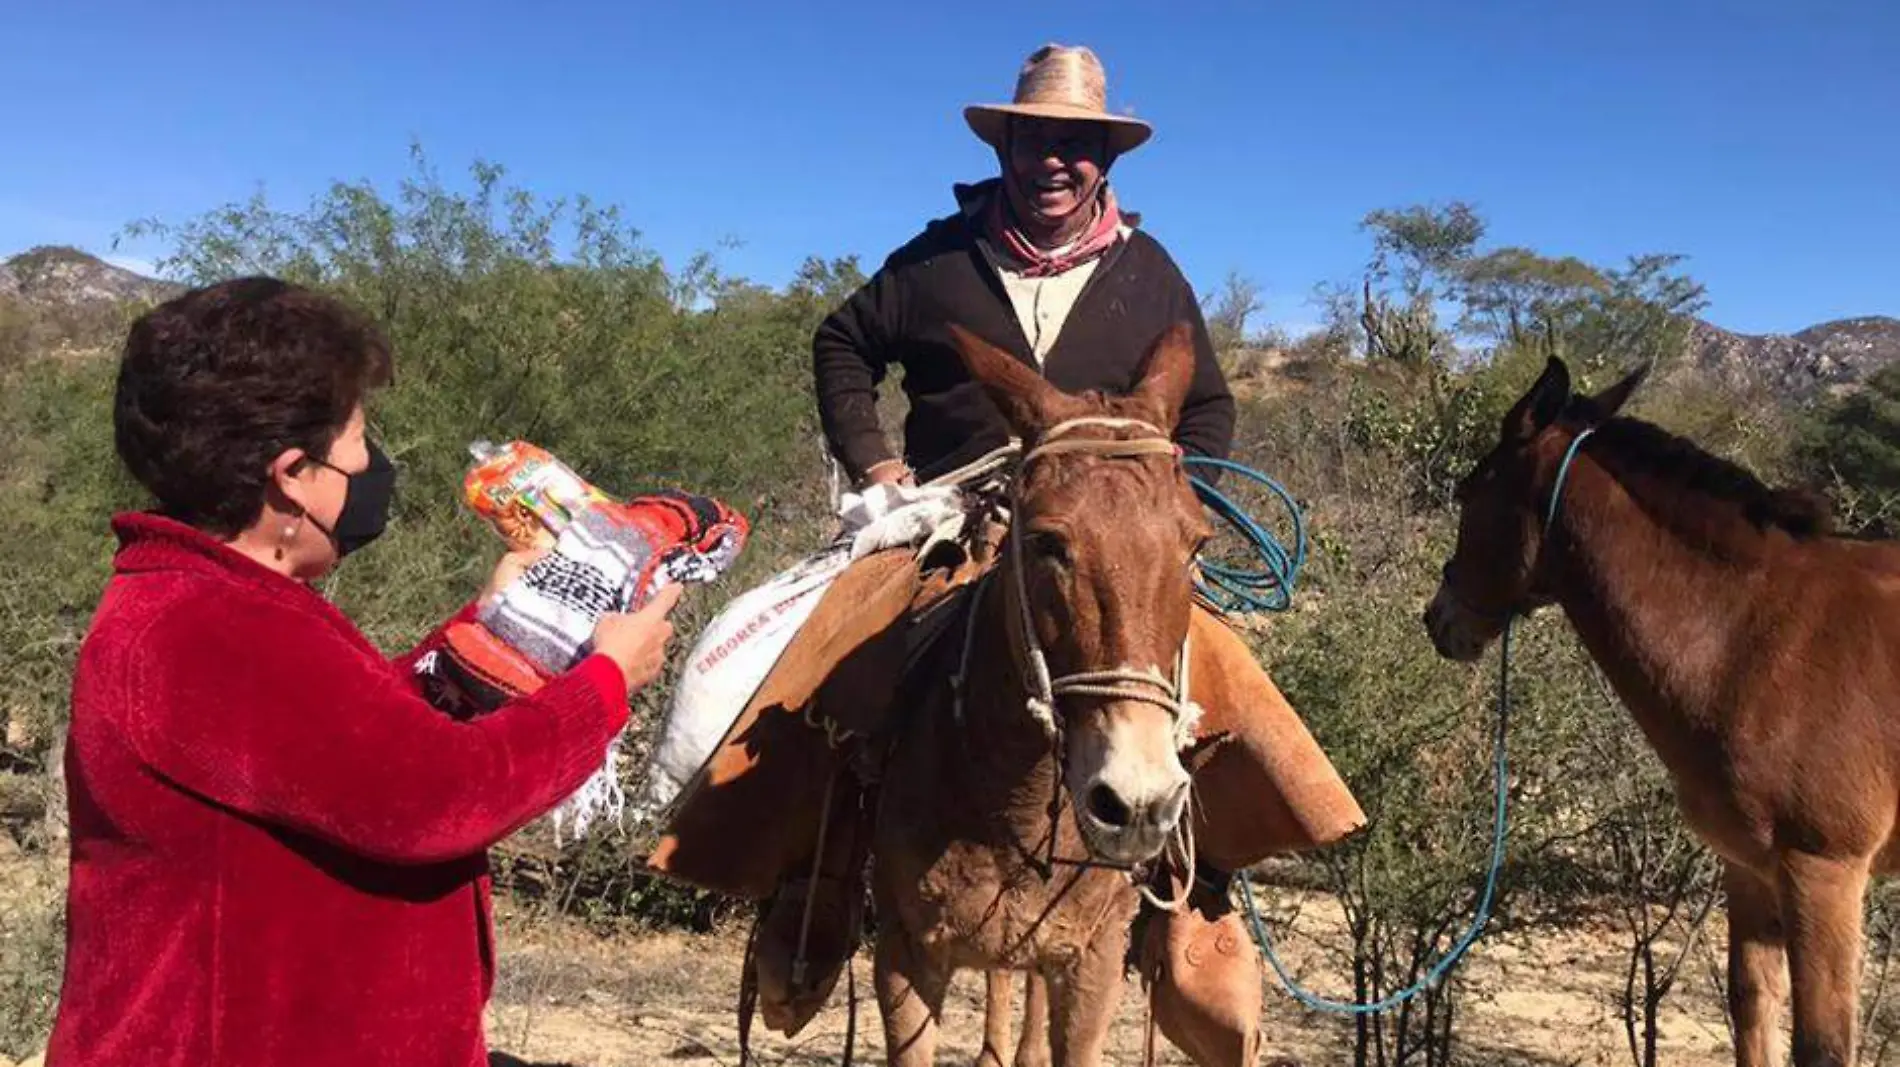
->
417, 489, 748, 839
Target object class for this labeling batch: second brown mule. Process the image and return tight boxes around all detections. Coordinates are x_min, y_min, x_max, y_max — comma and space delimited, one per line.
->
1428, 356, 1900, 1066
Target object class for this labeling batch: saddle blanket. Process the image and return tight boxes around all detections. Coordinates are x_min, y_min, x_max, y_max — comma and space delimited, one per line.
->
416, 490, 748, 840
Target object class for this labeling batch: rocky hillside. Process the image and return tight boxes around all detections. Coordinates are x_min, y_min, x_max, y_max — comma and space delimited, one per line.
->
0, 246, 177, 307
1681, 315, 1900, 398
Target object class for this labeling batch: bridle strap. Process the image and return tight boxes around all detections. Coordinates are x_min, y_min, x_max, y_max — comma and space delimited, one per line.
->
1513, 425, 1600, 617
1023, 437, 1179, 464
1544, 426, 1597, 530
1446, 425, 1600, 625
1022, 417, 1177, 467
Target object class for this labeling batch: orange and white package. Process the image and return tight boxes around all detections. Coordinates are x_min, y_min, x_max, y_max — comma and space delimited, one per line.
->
462, 440, 611, 551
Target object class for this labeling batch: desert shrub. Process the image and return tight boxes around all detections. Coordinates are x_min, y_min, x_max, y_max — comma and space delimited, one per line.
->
1794, 362, 1900, 536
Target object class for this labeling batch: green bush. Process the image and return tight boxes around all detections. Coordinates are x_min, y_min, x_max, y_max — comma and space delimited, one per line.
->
0, 879, 62, 1059
1795, 362, 1900, 535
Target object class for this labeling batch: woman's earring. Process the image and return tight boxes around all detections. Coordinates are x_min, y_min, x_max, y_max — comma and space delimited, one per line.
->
276, 519, 300, 561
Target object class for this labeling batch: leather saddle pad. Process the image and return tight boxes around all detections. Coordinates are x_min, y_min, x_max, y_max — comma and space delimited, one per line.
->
647, 537, 1365, 897
647, 545, 941, 898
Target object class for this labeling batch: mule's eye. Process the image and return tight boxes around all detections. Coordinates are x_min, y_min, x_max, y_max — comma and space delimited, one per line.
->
1028, 529, 1072, 568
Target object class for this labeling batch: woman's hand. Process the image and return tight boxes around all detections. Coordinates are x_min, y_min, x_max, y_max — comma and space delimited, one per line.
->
480, 547, 549, 606
591, 583, 684, 691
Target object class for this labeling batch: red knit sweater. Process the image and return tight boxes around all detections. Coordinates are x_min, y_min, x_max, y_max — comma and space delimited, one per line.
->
47, 513, 630, 1067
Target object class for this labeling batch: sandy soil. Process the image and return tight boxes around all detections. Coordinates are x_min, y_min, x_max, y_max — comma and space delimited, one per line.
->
482, 890, 1744, 1067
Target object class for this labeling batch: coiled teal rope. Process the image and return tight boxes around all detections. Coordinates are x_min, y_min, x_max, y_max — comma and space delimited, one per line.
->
1188, 429, 1593, 1016
1184, 457, 1306, 614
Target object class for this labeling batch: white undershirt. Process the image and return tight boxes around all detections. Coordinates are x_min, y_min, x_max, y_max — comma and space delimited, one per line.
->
976, 227, 1130, 366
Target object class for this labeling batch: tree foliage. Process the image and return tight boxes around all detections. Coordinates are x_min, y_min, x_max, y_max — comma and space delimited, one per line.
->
1798, 362, 1900, 535
1205, 270, 1267, 352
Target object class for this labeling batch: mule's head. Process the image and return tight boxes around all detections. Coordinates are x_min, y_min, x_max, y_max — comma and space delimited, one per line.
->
1425, 356, 1647, 661
950, 322, 1212, 866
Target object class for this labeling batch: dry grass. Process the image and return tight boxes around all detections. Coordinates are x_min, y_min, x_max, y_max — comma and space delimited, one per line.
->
0, 835, 62, 1062
481, 889, 1746, 1067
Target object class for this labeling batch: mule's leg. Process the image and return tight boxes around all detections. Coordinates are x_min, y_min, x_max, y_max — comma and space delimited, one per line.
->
1045, 935, 1128, 1067
980, 970, 1013, 1067
874, 929, 951, 1067
1726, 862, 1789, 1067
1780, 851, 1871, 1067
1017, 970, 1052, 1067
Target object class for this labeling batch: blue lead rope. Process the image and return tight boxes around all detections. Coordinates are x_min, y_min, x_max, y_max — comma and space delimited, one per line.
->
1184, 430, 1593, 1016
1237, 619, 1516, 1014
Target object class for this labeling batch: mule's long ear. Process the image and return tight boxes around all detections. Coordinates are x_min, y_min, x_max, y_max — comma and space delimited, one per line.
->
1129, 321, 1197, 432
1504, 356, 1571, 441
1580, 361, 1651, 424
947, 323, 1068, 435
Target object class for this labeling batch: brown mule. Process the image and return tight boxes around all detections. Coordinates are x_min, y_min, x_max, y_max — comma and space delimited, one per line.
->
870, 321, 1215, 1066
649, 320, 1361, 1060
981, 880, 1270, 1067
985, 897, 1271, 1067
977, 602, 1350, 1067
988, 881, 1269, 1067
1427, 356, 1900, 1067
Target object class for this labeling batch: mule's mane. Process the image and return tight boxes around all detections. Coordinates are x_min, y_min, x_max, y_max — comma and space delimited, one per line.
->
1568, 406, 1833, 540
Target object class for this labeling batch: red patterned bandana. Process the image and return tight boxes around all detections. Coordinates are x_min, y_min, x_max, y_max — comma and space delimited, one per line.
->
986, 183, 1126, 278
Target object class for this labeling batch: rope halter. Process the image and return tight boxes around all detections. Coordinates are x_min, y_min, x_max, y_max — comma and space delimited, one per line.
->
1005, 417, 1204, 748
935, 416, 1209, 909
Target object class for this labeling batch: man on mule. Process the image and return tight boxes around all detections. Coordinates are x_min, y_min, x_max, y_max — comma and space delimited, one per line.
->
649, 44, 1364, 1064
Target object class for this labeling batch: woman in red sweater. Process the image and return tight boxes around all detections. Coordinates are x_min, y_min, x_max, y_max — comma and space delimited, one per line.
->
48, 277, 680, 1067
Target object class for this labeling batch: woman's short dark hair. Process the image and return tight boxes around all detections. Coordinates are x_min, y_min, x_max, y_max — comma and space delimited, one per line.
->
114, 277, 393, 536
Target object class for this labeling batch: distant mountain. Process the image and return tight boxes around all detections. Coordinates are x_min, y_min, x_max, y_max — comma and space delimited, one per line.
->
0, 246, 179, 307
1680, 315, 1900, 399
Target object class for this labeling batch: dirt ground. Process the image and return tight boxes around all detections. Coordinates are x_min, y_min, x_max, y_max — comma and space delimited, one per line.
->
482, 890, 1744, 1067
1, 829, 1748, 1066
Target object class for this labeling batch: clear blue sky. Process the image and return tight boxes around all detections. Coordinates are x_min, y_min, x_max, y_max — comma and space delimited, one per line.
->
2, 1, 1894, 335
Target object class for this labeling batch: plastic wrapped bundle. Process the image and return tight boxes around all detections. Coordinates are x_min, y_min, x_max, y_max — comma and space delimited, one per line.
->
418, 440, 749, 839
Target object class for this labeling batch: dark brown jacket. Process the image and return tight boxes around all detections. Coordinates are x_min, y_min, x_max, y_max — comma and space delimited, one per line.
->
812, 181, 1235, 483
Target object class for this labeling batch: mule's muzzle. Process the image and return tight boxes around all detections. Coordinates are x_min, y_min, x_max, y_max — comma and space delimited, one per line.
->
1424, 584, 1497, 663
1077, 775, 1190, 866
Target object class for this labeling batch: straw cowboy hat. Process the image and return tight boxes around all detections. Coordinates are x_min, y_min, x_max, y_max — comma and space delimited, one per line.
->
964, 44, 1153, 156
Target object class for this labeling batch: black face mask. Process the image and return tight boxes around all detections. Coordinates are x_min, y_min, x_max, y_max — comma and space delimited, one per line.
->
306, 441, 396, 557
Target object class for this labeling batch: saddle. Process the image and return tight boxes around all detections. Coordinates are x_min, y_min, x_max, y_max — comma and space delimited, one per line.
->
647, 538, 1363, 897
645, 539, 983, 898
